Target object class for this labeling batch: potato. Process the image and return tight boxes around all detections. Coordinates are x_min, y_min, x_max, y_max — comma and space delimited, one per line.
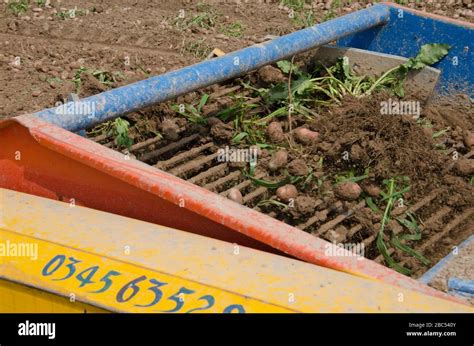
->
334, 182, 362, 201
362, 184, 381, 198
267, 121, 286, 143
422, 127, 433, 138
227, 188, 243, 204
276, 184, 298, 202
294, 127, 319, 144
268, 149, 288, 172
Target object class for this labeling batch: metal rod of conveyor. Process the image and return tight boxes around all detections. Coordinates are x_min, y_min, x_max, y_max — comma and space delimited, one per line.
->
34, 4, 390, 132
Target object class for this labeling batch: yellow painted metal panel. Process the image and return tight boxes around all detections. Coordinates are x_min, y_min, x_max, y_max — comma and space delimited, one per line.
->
0, 188, 472, 313
1, 231, 290, 313
0, 279, 105, 313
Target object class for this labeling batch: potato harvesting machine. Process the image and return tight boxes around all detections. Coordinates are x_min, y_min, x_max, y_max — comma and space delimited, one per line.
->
1, 3, 473, 312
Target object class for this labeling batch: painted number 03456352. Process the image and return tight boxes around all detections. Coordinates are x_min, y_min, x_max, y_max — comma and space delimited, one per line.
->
41, 254, 246, 313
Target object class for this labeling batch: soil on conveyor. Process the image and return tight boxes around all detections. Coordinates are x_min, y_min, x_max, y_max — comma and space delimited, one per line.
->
85, 66, 473, 281
305, 94, 474, 276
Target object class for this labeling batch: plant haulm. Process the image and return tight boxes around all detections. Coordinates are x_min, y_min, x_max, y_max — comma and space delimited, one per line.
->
264, 43, 450, 109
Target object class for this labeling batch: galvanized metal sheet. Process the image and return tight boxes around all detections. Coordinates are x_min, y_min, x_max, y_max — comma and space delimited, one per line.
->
313, 45, 440, 100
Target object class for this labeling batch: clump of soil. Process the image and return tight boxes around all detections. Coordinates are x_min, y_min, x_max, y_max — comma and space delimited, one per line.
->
160, 118, 180, 141
268, 149, 288, 172
309, 93, 445, 199
455, 159, 474, 176
78, 72, 108, 97
288, 159, 308, 176
210, 119, 234, 141
300, 93, 473, 242
257, 65, 285, 84
267, 121, 286, 143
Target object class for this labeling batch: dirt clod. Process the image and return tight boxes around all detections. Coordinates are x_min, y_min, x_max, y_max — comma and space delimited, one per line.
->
294, 196, 316, 216
391, 206, 408, 217
210, 121, 234, 141
202, 103, 220, 116
463, 131, 474, 148
268, 150, 288, 172
454, 159, 474, 176
317, 94, 446, 198
160, 118, 180, 141
258, 65, 285, 84
267, 121, 285, 143
362, 184, 381, 198
79, 72, 107, 96
327, 225, 348, 243
288, 159, 308, 176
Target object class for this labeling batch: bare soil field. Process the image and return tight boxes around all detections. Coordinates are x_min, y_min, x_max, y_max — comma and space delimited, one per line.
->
1, 0, 473, 117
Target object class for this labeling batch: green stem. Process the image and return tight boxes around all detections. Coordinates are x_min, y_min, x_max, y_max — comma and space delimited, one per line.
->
379, 179, 395, 235
364, 65, 401, 96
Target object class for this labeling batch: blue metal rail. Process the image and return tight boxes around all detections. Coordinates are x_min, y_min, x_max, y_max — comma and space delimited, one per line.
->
33, 4, 390, 132
448, 278, 474, 298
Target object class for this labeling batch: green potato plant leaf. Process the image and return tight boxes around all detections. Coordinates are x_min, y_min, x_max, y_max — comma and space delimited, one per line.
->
368, 43, 450, 97
109, 118, 133, 149
276, 60, 297, 74
405, 43, 451, 70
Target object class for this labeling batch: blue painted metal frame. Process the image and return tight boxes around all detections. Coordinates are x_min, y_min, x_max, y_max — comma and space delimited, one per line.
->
33, 4, 390, 132
448, 278, 474, 298
418, 235, 473, 297
338, 4, 474, 95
